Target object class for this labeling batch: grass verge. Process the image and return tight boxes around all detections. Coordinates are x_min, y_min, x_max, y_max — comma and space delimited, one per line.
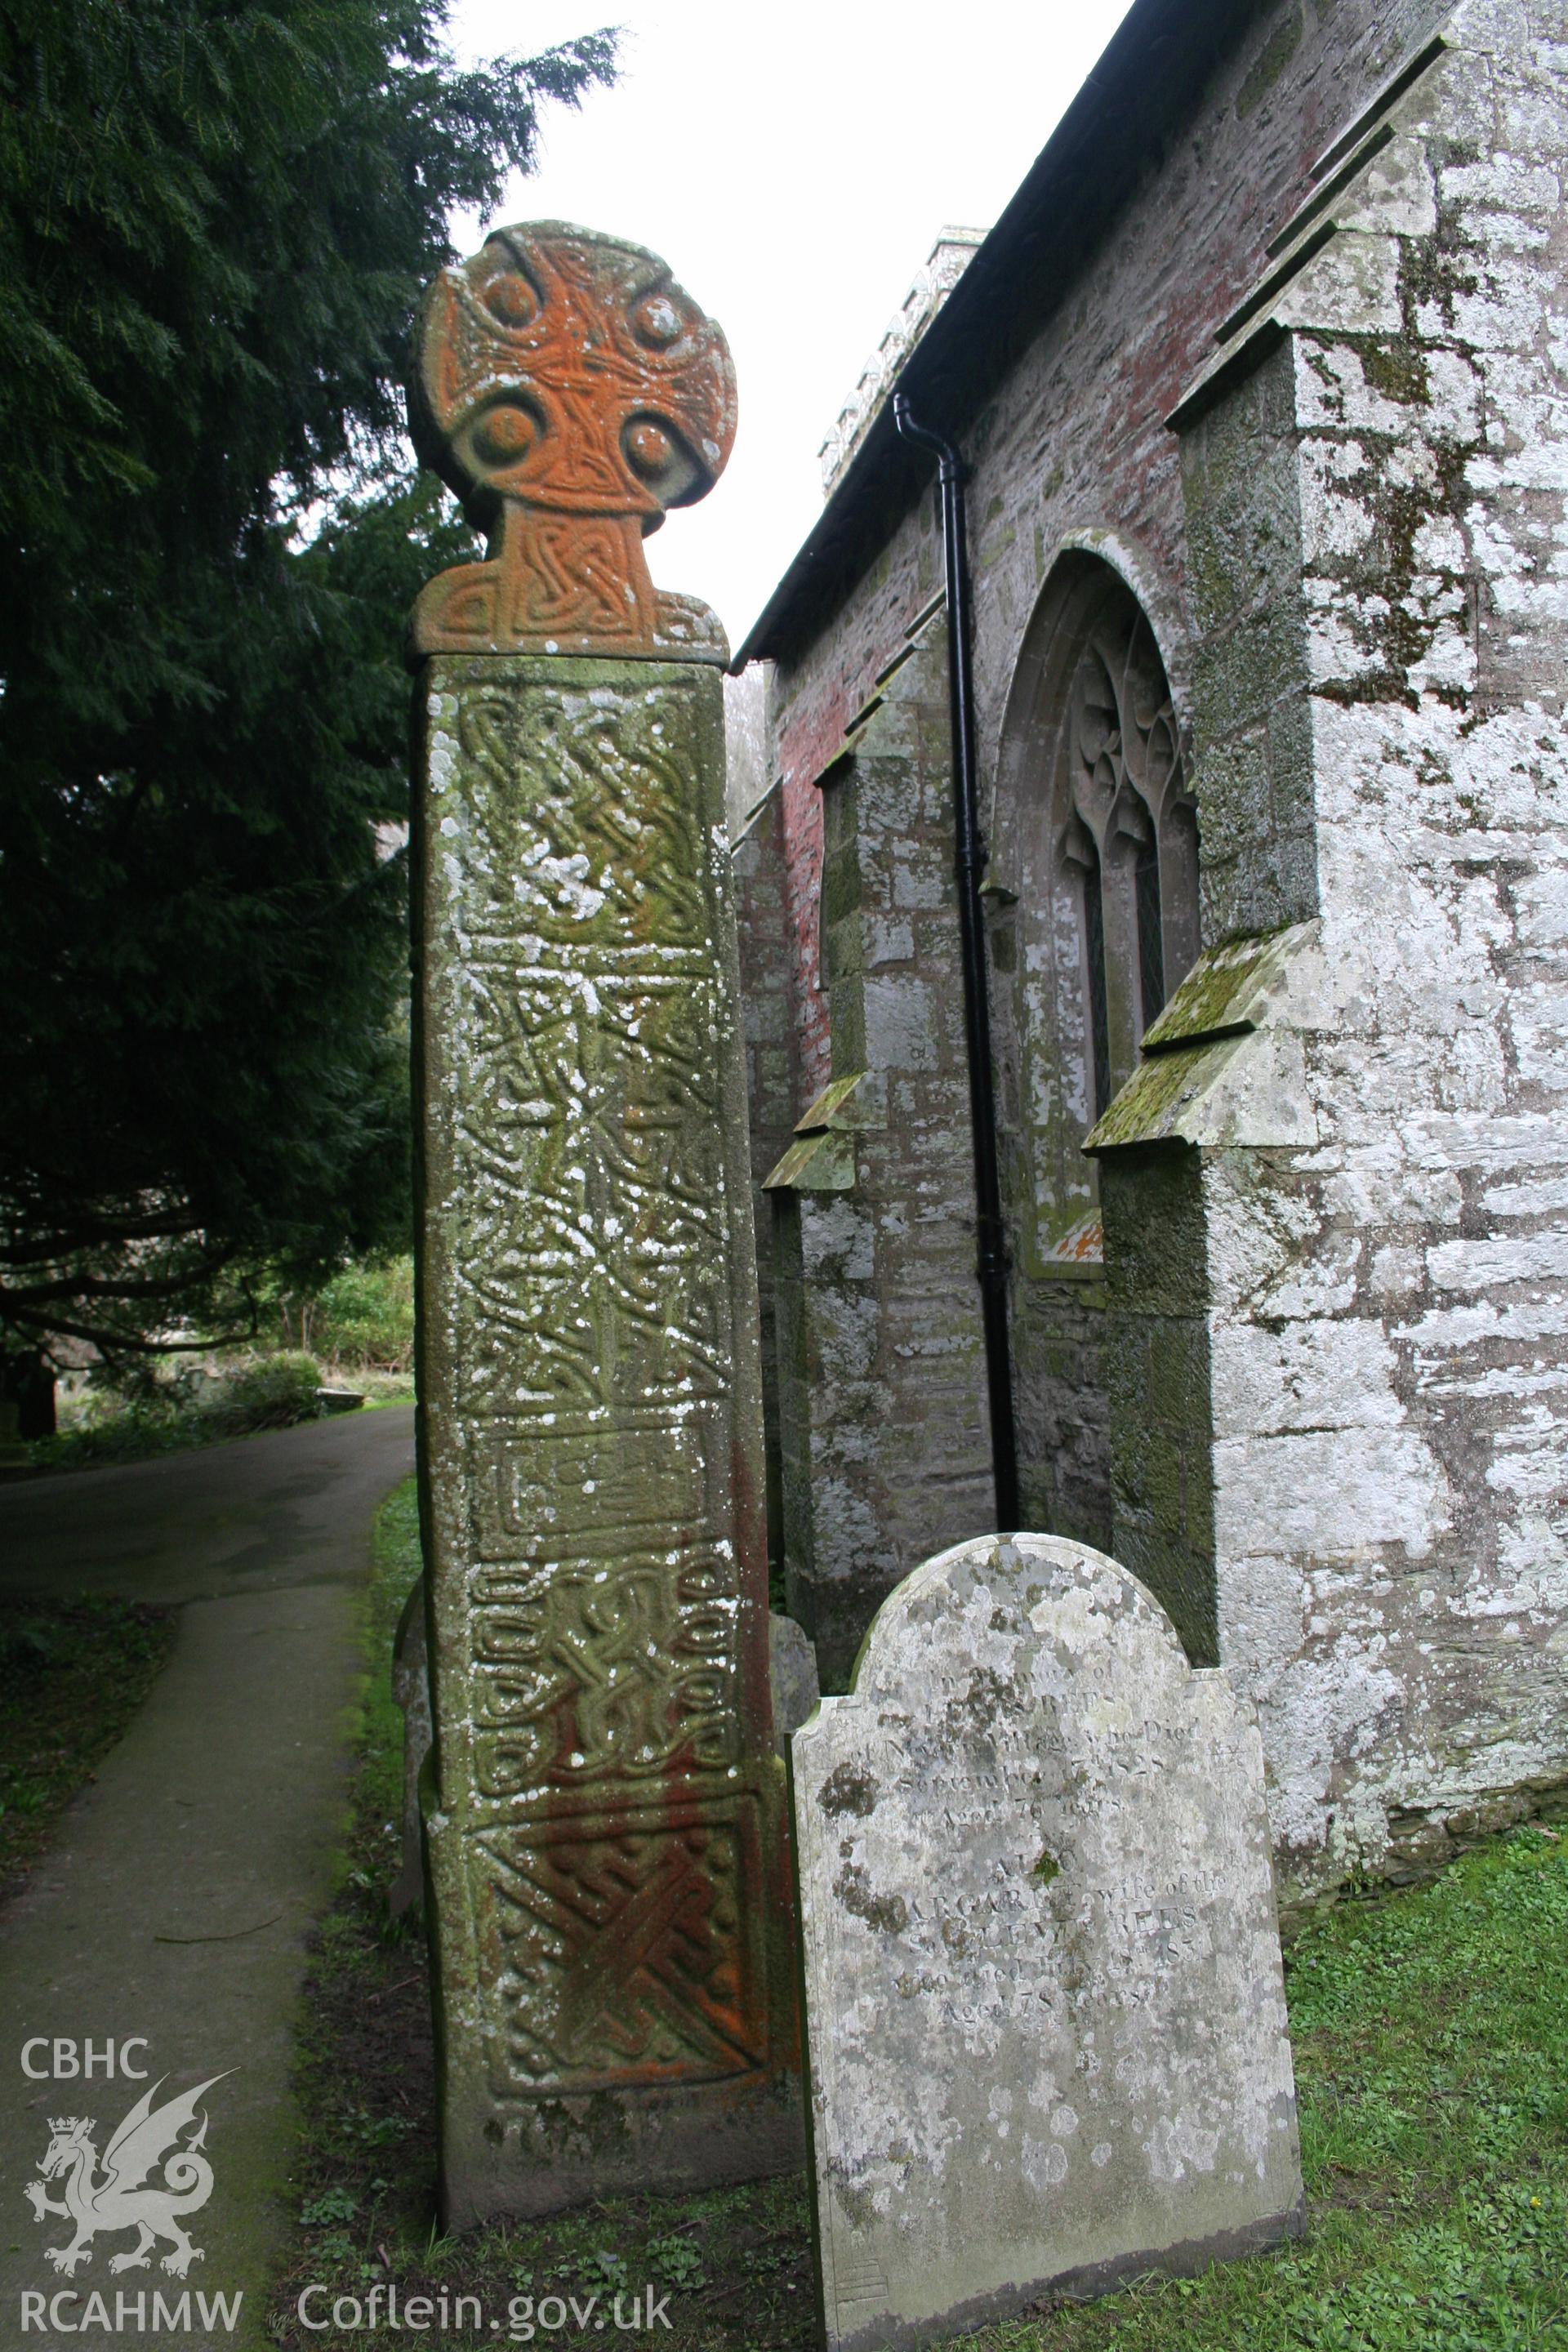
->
0, 1597, 178, 1900
266, 1479, 1568, 2350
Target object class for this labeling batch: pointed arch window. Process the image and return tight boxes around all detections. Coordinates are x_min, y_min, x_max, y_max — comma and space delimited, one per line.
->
987, 551, 1199, 1283
1062, 814, 1112, 1120
1134, 832, 1165, 1032
1062, 604, 1196, 1114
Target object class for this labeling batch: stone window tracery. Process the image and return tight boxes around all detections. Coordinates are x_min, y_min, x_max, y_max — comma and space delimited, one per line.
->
988, 554, 1198, 1275
1057, 614, 1196, 1116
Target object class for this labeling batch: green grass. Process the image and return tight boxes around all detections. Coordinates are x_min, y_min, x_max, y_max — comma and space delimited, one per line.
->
978, 1829, 1568, 2350
266, 1478, 437, 2349
268, 1478, 1568, 2349
354, 1476, 422, 1833
0, 1597, 178, 1896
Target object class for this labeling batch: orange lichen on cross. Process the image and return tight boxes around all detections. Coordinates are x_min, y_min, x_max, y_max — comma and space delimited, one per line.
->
408, 222, 737, 662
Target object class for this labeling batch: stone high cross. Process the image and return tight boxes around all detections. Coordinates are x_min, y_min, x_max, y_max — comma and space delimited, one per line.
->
408, 222, 800, 2225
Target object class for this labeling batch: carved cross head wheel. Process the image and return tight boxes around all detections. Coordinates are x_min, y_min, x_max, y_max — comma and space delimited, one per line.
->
408, 221, 737, 662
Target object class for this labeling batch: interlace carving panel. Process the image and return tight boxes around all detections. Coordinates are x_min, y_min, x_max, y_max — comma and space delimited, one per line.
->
425, 662, 767, 2102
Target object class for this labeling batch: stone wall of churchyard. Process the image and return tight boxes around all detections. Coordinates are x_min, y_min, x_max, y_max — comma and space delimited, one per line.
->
737, 0, 1568, 1892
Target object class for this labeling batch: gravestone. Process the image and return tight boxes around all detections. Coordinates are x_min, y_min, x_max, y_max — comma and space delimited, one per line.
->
791, 1533, 1302, 2352
408, 221, 800, 2225
768, 1611, 820, 1754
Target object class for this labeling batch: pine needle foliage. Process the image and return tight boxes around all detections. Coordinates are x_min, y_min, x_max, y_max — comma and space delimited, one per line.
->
0, 0, 617, 1358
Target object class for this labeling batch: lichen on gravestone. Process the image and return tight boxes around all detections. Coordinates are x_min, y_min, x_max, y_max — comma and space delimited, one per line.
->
791, 1532, 1302, 2352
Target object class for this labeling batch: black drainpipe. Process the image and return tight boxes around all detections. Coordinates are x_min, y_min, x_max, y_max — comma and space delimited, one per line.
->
893, 392, 1019, 1534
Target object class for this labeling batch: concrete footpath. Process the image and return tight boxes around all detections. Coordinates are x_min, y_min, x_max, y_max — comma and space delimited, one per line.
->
0, 1407, 416, 2350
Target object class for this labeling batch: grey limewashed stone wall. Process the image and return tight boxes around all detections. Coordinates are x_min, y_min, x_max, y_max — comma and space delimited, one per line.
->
1140, 0, 1568, 1890
760, 622, 991, 1689
737, 0, 1568, 1900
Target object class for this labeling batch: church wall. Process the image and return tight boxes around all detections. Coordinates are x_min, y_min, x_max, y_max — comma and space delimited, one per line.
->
767, 0, 1455, 933
735, 0, 1568, 1893
761, 626, 992, 1687
732, 780, 799, 1588
1149, 0, 1568, 1895
743, 0, 1454, 1685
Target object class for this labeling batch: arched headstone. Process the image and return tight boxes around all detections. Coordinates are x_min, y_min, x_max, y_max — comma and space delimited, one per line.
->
791, 1533, 1302, 2351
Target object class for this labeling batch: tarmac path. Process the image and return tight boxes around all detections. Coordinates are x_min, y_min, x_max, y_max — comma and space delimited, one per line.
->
0, 1406, 416, 2350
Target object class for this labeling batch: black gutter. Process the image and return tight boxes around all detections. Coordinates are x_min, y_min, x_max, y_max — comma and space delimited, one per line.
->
893, 393, 1018, 1536
733, 0, 1266, 671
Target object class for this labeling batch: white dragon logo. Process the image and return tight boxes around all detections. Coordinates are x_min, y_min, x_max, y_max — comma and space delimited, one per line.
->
24, 2074, 230, 2278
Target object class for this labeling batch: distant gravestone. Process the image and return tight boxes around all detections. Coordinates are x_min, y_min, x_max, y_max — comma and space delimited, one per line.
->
769, 1611, 820, 1753
408, 221, 799, 2225
791, 1534, 1302, 2352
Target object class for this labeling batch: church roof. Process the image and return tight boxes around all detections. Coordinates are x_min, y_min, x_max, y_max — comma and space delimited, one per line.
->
733, 0, 1262, 670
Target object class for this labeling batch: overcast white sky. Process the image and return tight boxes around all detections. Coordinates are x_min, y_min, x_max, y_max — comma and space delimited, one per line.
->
446, 1, 1138, 646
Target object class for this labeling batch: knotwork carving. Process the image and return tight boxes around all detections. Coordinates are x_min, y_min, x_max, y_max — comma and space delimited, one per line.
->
452, 686, 707, 943
470, 1547, 741, 1794
409, 222, 736, 660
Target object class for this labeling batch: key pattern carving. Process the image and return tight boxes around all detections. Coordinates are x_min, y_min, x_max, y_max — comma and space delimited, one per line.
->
456, 973, 726, 1414
476, 1799, 766, 2093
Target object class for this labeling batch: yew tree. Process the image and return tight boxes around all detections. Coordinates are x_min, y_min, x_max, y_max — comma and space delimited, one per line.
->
0, 0, 615, 1361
